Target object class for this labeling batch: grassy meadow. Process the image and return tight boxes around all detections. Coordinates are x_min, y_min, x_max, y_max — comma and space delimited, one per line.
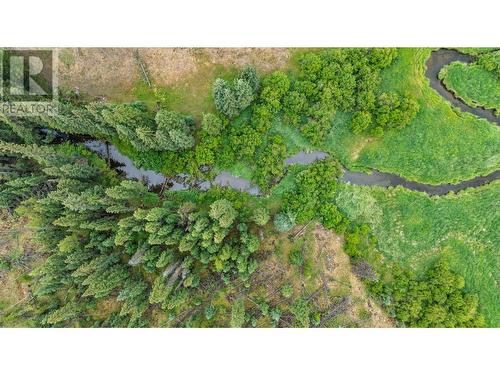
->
336, 181, 500, 326
351, 48, 500, 184
439, 61, 500, 113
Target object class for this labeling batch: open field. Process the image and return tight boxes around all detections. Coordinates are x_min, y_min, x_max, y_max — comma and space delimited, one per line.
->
58, 48, 291, 116
440, 61, 500, 113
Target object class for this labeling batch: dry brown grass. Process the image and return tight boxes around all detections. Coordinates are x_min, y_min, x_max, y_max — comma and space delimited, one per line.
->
252, 223, 393, 327
57, 48, 292, 115
0, 212, 38, 312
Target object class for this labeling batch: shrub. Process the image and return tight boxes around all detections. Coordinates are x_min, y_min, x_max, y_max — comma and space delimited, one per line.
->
290, 298, 311, 327
251, 207, 270, 226
201, 113, 225, 136
288, 249, 304, 266
205, 304, 216, 320
281, 283, 293, 298
230, 298, 246, 328
350, 111, 372, 134
273, 211, 296, 233
319, 202, 349, 232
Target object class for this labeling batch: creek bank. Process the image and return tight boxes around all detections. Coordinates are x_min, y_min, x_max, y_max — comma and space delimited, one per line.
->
85, 141, 499, 197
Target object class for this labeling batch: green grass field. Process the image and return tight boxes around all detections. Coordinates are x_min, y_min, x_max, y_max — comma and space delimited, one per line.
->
336, 181, 500, 326
349, 48, 500, 184
455, 48, 497, 56
439, 61, 500, 113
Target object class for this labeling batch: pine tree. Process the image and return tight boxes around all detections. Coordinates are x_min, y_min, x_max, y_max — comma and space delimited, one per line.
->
213, 78, 238, 118
45, 302, 81, 325
104, 180, 158, 213
233, 78, 254, 112
238, 65, 260, 93
273, 211, 296, 232
154, 110, 194, 151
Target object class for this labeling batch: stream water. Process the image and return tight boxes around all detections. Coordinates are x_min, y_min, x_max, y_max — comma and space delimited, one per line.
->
85, 49, 500, 196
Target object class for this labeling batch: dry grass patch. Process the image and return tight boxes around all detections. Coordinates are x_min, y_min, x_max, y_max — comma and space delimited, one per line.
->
251, 223, 393, 327
58, 48, 292, 115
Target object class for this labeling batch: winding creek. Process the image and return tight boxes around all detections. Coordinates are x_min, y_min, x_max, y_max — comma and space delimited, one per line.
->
85, 49, 499, 197
426, 49, 499, 126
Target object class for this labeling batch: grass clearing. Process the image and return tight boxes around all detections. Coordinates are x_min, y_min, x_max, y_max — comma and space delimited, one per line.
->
439, 61, 500, 113
0, 212, 39, 326
454, 48, 497, 56
336, 181, 500, 326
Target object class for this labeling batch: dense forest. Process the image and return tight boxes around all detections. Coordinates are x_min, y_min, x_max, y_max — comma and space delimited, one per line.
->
0, 47, 496, 327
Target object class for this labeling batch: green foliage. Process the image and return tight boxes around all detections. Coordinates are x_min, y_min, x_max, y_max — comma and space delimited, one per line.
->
45, 302, 81, 325
209, 199, 237, 228
335, 184, 382, 227
283, 90, 308, 126
239, 65, 260, 93
381, 260, 485, 327
213, 78, 238, 118
440, 60, 500, 113
233, 79, 254, 112
260, 71, 290, 112
282, 157, 343, 224
251, 207, 270, 226
350, 111, 372, 134
343, 182, 499, 326
371, 92, 419, 135
230, 298, 246, 327
478, 50, 500, 77
344, 224, 376, 259
201, 113, 225, 136
205, 304, 216, 320
273, 211, 296, 233
288, 248, 304, 266
319, 202, 349, 232
278, 48, 399, 144
154, 110, 195, 151
290, 298, 311, 327
0, 128, 265, 326
212, 66, 259, 118
270, 307, 281, 324
359, 48, 500, 184
1, 47, 498, 328
253, 135, 287, 189
281, 283, 293, 298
